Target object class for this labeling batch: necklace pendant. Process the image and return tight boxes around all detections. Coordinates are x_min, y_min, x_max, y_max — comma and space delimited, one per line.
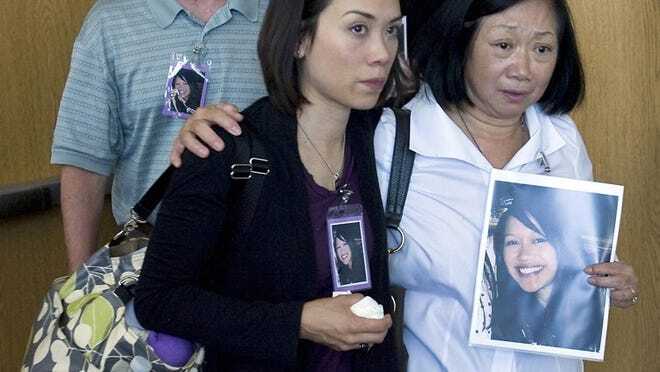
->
338, 183, 353, 204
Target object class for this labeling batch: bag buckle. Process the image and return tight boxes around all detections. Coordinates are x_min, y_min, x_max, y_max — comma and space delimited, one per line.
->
114, 273, 140, 304
230, 157, 270, 180
386, 224, 406, 255
110, 210, 148, 246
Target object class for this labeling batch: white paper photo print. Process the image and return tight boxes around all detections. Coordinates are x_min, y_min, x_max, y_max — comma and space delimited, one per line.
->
469, 170, 623, 361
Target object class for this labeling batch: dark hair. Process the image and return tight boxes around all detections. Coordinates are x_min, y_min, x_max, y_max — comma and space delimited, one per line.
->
258, 0, 416, 116
412, 0, 584, 115
493, 185, 569, 282
333, 230, 349, 251
333, 224, 363, 254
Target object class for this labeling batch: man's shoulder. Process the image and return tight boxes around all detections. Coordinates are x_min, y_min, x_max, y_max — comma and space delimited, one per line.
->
79, 0, 150, 34
73, 0, 157, 57
86, 0, 149, 19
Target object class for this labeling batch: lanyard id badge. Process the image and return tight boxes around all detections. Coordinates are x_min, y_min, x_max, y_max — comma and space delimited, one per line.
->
162, 53, 210, 119
327, 203, 372, 293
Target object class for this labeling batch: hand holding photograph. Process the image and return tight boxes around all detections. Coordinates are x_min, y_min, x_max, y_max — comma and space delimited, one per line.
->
469, 170, 624, 361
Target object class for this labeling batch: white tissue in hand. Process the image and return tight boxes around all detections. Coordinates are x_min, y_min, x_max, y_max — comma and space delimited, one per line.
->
350, 296, 384, 319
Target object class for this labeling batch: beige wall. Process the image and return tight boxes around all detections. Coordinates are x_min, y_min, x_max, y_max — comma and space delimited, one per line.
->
1, 0, 657, 370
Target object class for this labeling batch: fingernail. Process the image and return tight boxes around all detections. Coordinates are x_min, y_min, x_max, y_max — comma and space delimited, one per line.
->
584, 266, 593, 274
587, 277, 595, 284
229, 126, 242, 136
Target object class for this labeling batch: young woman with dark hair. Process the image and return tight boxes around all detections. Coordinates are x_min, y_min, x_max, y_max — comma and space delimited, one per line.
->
170, 68, 204, 114
333, 230, 367, 285
135, 0, 410, 370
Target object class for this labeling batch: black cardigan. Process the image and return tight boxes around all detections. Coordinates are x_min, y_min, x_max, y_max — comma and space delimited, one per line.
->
135, 97, 397, 371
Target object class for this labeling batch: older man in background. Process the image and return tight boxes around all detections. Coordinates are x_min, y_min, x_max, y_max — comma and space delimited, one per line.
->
51, 0, 268, 270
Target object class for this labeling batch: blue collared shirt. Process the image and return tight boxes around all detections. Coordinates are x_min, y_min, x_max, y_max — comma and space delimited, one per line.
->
52, 0, 269, 223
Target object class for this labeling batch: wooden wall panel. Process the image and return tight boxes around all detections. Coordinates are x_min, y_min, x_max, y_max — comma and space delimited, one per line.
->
0, 0, 93, 186
0, 0, 101, 368
567, 1, 659, 371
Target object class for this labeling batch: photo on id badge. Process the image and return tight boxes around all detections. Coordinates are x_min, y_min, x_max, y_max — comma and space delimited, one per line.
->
328, 220, 371, 292
162, 63, 208, 119
469, 169, 623, 361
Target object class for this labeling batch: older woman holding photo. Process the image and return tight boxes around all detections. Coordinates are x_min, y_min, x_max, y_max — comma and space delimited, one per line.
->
374, 0, 638, 370
171, 0, 639, 370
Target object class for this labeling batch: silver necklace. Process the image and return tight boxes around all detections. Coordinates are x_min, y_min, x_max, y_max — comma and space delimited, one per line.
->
298, 123, 345, 182
456, 110, 484, 155
456, 110, 527, 156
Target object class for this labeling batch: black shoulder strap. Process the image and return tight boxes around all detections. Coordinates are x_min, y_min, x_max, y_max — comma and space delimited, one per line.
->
132, 166, 175, 221
127, 129, 269, 237
385, 108, 415, 229
385, 111, 414, 372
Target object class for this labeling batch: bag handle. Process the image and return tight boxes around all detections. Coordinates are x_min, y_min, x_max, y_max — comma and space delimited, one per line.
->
385, 108, 415, 254
111, 128, 270, 245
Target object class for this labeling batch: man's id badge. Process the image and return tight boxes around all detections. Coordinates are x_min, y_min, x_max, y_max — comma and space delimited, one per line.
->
162, 55, 209, 119
327, 204, 371, 292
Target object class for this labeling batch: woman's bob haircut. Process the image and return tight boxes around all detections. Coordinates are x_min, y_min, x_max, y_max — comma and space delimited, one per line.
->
412, 0, 584, 115
258, 0, 417, 116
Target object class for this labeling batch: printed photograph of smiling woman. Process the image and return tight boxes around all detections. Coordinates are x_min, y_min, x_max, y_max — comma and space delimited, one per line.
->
331, 222, 369, 290
163, 65, 208, 118
470, 170, 623, 361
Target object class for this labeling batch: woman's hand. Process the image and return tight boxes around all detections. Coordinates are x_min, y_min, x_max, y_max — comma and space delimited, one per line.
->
170, 103, 244, 167
585, 261, 639, 308
299, 294, 392, 351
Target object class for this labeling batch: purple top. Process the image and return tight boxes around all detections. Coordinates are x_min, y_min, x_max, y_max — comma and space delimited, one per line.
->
303, 144, 374, 372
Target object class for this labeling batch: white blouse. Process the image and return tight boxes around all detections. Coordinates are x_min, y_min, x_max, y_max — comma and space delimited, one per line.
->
375, 85, 592, 372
